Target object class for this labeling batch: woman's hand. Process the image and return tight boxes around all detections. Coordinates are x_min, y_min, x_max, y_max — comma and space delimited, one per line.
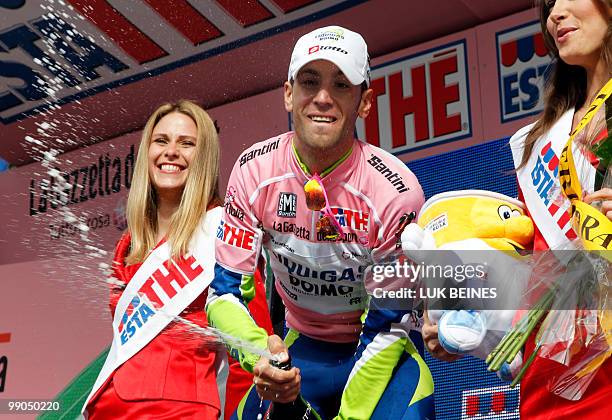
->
252, 335, 301, 403
584, 187, 612, 220
422, 311, 462, 362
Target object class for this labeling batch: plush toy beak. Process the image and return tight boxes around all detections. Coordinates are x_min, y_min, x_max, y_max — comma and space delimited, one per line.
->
505, 216, 534, 248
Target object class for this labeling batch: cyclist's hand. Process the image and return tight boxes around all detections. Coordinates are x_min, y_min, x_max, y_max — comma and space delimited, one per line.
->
422, 311, 462, 362
253, 335, 301, 403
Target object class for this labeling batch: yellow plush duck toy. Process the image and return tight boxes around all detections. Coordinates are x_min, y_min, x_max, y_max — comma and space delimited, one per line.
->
415, 190, 533, 252
401, 190, 534, 374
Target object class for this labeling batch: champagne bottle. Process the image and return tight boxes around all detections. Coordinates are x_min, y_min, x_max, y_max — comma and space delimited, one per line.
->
264, 358, 321, 420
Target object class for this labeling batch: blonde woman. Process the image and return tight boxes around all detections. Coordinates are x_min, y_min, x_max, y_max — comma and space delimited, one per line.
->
84, 101, 272, 419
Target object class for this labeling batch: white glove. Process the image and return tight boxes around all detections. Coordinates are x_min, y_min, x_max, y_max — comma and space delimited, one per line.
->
434, 309, 517, 360
437, 310, 488, 355
401, 223, 437, 264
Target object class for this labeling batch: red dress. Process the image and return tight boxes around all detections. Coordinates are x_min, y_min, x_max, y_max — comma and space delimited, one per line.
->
518, 191, 612, 419
87, 230, 273, 419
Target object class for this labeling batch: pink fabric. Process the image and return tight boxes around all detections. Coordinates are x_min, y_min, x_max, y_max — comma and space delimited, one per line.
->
279, 281, 363, 343
216, 132, 424, 342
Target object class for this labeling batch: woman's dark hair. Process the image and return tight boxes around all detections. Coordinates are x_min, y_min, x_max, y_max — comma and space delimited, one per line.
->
518, 0, 612, 169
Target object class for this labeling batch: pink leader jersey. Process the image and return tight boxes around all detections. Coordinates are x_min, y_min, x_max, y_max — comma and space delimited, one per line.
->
211, 131, 424, 344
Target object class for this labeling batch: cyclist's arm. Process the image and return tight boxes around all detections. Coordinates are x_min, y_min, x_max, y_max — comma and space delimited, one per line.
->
337, 183, 429, 419
205, 158, 269, 373
338, 306, 423, 419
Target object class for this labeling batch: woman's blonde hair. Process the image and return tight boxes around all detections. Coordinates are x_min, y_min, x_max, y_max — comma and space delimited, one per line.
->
126, 100, 221, 264
518, 0, 612, 169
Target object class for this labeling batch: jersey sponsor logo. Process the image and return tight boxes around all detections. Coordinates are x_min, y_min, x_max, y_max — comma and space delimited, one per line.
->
217, 220, 256, 250
270, 236, 295, 254
239, 138, 280, 166
225, 186, 237, 204
288, 276, 354, 297
461, 385, 520, 419
366, 154, 409, 193
342, 251, 368, 261
317, 231, 362, 243
224, 202, 245, 221
273, 252, 364, 283
277, 192, 297, 218
357, 40, 471, 154
272, 252, 359, 298
327, 207, 369, 231
272, 220, 310, 240
496, 21, 551, 123
279, 280, 298, 301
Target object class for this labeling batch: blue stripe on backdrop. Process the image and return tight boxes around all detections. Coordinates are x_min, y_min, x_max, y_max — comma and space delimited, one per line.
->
406, 138, 518, 200
424, 353, 520, 420
405, 137, 521, 419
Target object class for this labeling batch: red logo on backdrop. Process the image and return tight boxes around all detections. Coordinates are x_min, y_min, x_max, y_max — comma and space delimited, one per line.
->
359, 40, 471, 155
461, 385, 520, 419
0, 333, 10, 393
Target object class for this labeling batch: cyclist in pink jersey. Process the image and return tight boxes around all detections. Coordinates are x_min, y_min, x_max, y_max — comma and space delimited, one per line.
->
206, 26, 434, 419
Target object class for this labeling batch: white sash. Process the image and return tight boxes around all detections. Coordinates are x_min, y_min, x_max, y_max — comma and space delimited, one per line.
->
511, 111, 596, 250
82, 207, 221, 412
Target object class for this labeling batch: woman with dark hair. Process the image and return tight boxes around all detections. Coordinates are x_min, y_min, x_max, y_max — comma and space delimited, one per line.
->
421, 0, 611, 418
83, 100, 272, 419
509, 0, 611, 418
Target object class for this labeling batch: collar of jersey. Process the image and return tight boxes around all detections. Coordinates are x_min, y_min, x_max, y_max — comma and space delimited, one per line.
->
291, 139, 353, 179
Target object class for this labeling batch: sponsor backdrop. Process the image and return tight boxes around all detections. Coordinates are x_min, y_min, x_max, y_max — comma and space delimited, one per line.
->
411, 138, 520, 420
355, 31, 481, 162
0, 0, 373, 165
0, 87, 287, 419
0, 7, 548, 419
